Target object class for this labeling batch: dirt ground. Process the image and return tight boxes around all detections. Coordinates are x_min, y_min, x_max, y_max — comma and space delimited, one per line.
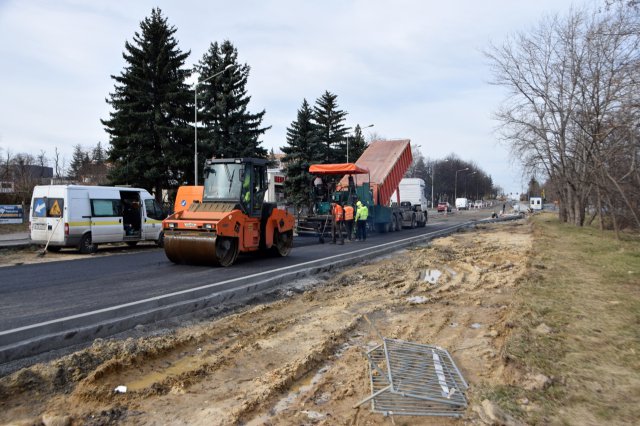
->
0, 220, 533, 425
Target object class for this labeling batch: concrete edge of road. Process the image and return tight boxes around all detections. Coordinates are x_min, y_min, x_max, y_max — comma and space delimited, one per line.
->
0, 214, 524, 365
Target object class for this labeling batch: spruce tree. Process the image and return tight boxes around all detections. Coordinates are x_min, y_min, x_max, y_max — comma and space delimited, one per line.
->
313, 91, 349, 163
102, 8, 193, 200
69, 144, 86, 182
282, 99, 323, 210
195, 40, 269, 159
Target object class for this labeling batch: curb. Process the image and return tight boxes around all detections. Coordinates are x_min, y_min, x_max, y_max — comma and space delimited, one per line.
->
0, 215, 522, 364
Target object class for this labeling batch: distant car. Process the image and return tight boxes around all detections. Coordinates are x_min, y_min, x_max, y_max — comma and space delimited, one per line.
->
437, 202, 452, 213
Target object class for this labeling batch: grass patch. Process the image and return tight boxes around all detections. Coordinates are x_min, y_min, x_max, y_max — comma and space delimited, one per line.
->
0, 222, 29, 235
498, 213, 640, 425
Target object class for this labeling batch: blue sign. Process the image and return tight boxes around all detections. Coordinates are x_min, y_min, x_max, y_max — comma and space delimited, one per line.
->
33, 199, 47, 218
0, 204, 24, 224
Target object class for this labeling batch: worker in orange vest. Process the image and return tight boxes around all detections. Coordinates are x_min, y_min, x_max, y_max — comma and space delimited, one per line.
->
343, 203, 355, 241
331, 202, 345, 245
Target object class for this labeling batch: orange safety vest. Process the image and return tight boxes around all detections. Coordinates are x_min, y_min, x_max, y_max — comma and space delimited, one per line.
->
332, 204, 344, 221
344, 205, 354, 221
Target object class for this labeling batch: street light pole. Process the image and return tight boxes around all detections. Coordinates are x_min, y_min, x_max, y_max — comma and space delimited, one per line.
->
347, 124, 374, 163
194, 63, 235, 185
454, 167, 469, 201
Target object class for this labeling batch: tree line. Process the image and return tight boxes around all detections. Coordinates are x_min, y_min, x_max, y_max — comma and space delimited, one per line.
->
486, 1, 640, 233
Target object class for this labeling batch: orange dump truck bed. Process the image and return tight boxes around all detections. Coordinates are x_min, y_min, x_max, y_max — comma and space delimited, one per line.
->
340, 139, 413, 206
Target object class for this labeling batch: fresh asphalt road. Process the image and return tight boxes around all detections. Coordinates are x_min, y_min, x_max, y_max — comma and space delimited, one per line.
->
0, 212, 487, 333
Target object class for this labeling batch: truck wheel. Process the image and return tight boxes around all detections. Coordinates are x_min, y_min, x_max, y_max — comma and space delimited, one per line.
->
394, 215, 401, 231
156, 231, 164, 248
79, 233, 97, 254
411, 215, 417, 229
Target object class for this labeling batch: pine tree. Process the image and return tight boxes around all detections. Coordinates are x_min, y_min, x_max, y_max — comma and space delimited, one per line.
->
92, 142, 106, 164
90, 142, 108, 185
195, 40, 269, 160
282, 99, 323, 210
69, 144, 86, 182
102, 8, 193, 200
313, 91, 349, 163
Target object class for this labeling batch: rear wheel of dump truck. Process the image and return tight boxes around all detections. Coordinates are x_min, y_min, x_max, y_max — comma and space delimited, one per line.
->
79, 233, 97, 254
272, 229, 293, 257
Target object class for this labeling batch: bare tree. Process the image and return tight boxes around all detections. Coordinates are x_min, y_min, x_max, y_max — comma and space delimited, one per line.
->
486, 4, 640, 230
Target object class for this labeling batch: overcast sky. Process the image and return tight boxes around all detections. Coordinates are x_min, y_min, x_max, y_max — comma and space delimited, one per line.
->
0, 0, 589, 196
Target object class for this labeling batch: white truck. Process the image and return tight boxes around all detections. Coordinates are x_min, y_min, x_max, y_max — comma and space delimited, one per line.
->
390, 178, 428, 228
455, 197, 470, 210
30, 185, 166, 253
266, 169, 286, 205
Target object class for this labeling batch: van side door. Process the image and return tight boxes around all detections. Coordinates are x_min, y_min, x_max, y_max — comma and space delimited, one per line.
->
89, 198, 124, 243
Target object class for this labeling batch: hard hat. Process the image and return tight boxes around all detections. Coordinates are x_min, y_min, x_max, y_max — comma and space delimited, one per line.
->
356, 201, 362, 206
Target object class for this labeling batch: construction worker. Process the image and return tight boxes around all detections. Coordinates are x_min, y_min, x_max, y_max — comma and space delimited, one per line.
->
344, 203, 355, 241
355, 200, 369, 241
242, 171, 251, 209
331, 202, 345, 245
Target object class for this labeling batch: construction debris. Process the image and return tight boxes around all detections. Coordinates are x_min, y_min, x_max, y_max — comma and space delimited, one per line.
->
356, 338, 468, 417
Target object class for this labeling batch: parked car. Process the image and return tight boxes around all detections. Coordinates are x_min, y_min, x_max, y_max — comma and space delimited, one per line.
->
437, 202, 452, 213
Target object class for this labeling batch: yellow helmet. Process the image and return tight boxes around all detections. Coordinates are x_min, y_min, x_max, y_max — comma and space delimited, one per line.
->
356, 201, 362, 207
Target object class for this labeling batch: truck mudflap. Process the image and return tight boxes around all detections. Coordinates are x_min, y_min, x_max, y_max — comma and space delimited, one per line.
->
164, 232, 238, 267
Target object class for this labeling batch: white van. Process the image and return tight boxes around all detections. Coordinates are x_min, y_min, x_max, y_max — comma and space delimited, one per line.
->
455, 198, 470, 210
30, 185, 166, 253
530, 197, 543, 211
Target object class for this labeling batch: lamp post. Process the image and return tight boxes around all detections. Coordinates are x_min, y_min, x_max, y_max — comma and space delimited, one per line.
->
194, 63, 235, 185
346, 124, 374, 163
431, 159, 448, 210
454, 167, 469, 201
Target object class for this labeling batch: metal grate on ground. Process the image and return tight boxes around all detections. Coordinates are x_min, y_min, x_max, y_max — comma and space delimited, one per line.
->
361, 338, 468, 417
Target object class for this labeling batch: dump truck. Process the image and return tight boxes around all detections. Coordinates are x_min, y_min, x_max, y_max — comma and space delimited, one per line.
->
162, 158, 295, 266
339, 139, 414, 232
299, 139, 415, 240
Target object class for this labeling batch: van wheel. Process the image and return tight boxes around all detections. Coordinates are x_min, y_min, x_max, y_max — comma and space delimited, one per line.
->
126, 241, 138, 247
79, 234, 97, 254
156, 231, 164, 248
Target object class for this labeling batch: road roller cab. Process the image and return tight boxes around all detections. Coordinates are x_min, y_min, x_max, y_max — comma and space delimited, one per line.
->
162, 158, 294, 266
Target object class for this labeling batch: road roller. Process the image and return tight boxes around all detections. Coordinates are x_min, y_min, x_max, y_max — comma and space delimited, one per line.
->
162, 158, 294, 266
